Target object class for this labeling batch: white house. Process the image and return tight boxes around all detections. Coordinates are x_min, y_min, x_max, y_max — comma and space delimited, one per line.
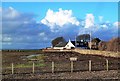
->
65, 39, 75, 49
53, 39, 75, 50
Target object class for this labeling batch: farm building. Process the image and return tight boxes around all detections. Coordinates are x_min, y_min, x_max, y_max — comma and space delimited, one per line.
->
53, 39, 75, 50
88, 38, 101, 49
71, 40, 89, 49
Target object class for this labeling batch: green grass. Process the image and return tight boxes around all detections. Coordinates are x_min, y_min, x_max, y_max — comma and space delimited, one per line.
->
3, 54, 47, 69
4, 63, 46, 69
27, 54, 47, 62
15, 63, 45, 68
35, 63, 45, 67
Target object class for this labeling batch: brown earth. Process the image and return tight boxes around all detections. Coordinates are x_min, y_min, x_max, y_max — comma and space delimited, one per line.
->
107, 37, 120, 52
2, 70, 120, 80
98, 37, 120, 52
2, 51, 120, 80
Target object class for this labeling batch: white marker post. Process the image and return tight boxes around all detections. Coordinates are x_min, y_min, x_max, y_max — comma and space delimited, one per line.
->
89, 60, 92, 72
106, 59, 109, 71
11, 63, 14, 74
52, 61, 54, 73
70, 57, 77, 73
32, 62, 35, 73
71, 61, 73, 73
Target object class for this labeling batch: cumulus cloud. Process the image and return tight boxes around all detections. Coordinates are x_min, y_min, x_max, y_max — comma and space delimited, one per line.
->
2, 36, 12, 42
0, 7, 1, 35
100, 23, 109, 29
38, 32, 49, 41
98, 16, 103, 22
2, 7, 36, 33
2, 7, 118, 49
38, 32, 45, 36
41, 8, 80, 32
2, 7, 19, 20
0, 7, 2, 16
2, 6, 36, 24
85, 14, 94, 28
2, 7, 49, 47
79, 14, 96, 35
113, 22, 120, 28
0, 7, 2, 12
101, 24, 108, 28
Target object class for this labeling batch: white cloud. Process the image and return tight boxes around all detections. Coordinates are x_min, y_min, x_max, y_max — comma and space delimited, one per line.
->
2, 7, 118, 49
0, 7, 2, 12
38, 32, 45, 36
101, 24, 108, 28
3, 37, 12, 42
85, 14, 94, 28
41, 8, 80, 31
2, 42, 12, 45
113, 22, 120, 28
23, 21, 29, 24
3, 7, 19, 19
0, 7, 2, 21
98, 16, 103, 22
106, 21, 110, 23
38, 32, 48, 41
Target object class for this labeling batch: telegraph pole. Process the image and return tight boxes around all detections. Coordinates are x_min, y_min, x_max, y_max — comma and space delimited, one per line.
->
90, 31, 92, 50
75, 36, 76, 47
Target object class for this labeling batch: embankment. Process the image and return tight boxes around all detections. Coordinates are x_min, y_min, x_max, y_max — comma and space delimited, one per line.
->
42, 48, 120, 58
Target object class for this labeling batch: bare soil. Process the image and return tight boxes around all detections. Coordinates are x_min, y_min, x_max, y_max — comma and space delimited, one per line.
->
2, 51, 120, 80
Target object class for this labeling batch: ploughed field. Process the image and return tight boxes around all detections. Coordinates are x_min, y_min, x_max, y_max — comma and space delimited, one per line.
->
2, 51, 120, 79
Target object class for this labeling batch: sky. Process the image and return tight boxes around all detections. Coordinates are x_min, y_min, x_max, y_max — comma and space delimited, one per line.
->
2, 0, 120, 2
1, 2, 120, 49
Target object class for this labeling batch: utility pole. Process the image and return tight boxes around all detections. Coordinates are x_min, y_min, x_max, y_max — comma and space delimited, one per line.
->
75, 36, 77, 47
90, 31, 92, 50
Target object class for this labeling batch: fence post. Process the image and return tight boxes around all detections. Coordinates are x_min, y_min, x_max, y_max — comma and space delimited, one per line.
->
71, 61, 73, 73
89, 60, 91, 72
52, 61, 54, 73
32, 62, 35, 73
11, 63, 14, 74
106, 59, 109, 71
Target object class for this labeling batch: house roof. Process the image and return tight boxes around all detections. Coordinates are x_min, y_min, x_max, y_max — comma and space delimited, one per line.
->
71, 41, 75, 46
65, 39, 75, 48
54, 42, 67, 47
54, 39, 76, 47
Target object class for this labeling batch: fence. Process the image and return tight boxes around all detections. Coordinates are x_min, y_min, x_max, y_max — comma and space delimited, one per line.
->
2, 59, 119, 74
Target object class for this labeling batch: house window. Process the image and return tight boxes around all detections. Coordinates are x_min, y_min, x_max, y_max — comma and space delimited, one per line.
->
67, 45, 69, 47
76, 43, 79, 45
80, 43, 83, 45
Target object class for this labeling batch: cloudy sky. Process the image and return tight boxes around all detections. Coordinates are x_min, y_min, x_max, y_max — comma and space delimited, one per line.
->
1, 2, 119, 49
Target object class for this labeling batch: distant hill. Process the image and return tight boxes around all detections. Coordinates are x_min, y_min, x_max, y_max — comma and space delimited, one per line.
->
98, 37, 120, 52
107, 37, 120, 52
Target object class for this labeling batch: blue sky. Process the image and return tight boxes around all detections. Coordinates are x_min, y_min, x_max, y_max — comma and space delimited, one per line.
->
3, 2, 118, 22
1, 2, 119, 49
